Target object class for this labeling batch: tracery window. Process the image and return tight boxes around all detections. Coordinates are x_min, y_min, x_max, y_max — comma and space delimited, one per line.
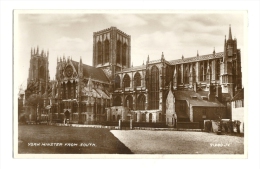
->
142, 113, 146, 122
200, 65, 204, 81
123, 74, 130, 88
137, 94, 145, 110
115, 75, 121, 89
113, 96, 121, 106
166, 66, 171, 86
122, 43, 127, 66
192, 66, 196, 83
125, 95, 133, 110
177, 66, 182, 84
116, 40, 121, 64
150, 66, 159, 109
184, 66, 189, 84
134, 72, 141, 87
104, 39, 109, 63
204, 61, 207, 81
216, 59, 221, 80
97, 41, 102, 64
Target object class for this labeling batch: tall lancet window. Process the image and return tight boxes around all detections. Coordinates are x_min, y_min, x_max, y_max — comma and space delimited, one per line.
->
192, 65, 196, 83
137, 94, 145, 110
116, 40, 121, 64
166, 66, 171, 86
123, 74, 130, 88
200, 65, 204, 81
177, 66, 182, 84
104, 39, 109, 63
184, 65, 189, 84
115, 75, 121, 89
216, 59, 221, 80
134, 72, 141, 87
97, 41, 102, 64
150, 66, 159, 110
203, 61, 207, 81
122, 43, 127, 66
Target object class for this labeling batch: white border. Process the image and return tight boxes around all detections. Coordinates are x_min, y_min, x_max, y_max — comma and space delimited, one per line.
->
1, 0, 259, 169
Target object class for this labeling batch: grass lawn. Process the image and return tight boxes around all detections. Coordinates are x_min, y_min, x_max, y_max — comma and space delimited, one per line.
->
18, 125, 132, 154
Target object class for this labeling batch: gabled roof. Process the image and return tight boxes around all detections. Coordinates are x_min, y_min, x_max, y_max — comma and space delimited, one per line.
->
71, 60, 110, 83
174, 90, 225, 107
232, 89, 244, 101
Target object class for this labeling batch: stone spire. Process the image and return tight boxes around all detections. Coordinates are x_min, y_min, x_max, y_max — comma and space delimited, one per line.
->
223, 35, 227, 62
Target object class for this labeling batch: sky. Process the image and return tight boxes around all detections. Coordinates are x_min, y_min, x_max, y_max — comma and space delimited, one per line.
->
15, 11, 246, 90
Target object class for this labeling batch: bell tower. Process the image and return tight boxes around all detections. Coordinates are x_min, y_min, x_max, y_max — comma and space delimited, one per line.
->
93, 27, 131, 81
26, 46, 49, 96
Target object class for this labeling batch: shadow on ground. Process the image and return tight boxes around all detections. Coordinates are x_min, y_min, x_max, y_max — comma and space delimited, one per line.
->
18, 125, 132, 154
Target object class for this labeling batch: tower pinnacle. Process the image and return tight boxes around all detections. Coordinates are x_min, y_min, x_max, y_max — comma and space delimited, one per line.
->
228, 25, 232, 40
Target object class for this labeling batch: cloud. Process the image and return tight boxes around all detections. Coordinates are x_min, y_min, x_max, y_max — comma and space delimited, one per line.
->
104, 14, 147, 27
20, 14, 89, 27
52, 37, 90, 56
132, 31, 181, 63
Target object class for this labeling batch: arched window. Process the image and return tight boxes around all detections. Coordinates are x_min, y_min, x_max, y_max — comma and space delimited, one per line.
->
200, 65, 204, 81
137, 94, 145, 110
122, 43, 127, 66
117, 115, 121, 121
113, 115, 115, 121
39, 66, 45, 79
134, 72, 141, 87
97, 41, 102, 64
203, 61, 207, 81
113, 96, 121, 106
216, 59, 220, 80
150, 66, 159, 109
149, 113, 152, 123
67, 81, 71, 99
177, 66, 182, 84
135, 113, 138, 122
184, 66, 189, 84
166, 66, 171, 86
104, 39, 109, 63
125, 95, 133, 110
115, 75, 121, 89
142, 113, 146, 122
116, 40, 121, 64
123, 74, 130, 88
192, 66, 196, 83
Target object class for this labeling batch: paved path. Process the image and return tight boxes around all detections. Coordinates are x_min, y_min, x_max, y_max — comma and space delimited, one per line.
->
111, 130, 244, 154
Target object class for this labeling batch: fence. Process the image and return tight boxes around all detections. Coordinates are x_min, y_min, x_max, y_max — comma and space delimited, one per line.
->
177, 122, 200, 129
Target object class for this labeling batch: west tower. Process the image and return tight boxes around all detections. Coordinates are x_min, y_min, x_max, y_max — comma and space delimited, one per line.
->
26, 46, 49, 97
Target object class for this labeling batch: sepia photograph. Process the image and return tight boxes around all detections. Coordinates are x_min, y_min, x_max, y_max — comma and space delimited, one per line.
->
14, 10, 247, 158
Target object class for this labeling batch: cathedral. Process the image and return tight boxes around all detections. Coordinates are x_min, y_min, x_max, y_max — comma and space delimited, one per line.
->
24, 26, 243, 128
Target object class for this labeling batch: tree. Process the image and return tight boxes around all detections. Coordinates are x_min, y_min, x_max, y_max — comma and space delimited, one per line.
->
25, 93, 44, 122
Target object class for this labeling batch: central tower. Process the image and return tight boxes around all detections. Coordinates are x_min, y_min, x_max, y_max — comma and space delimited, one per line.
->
93, 27, 131, 81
